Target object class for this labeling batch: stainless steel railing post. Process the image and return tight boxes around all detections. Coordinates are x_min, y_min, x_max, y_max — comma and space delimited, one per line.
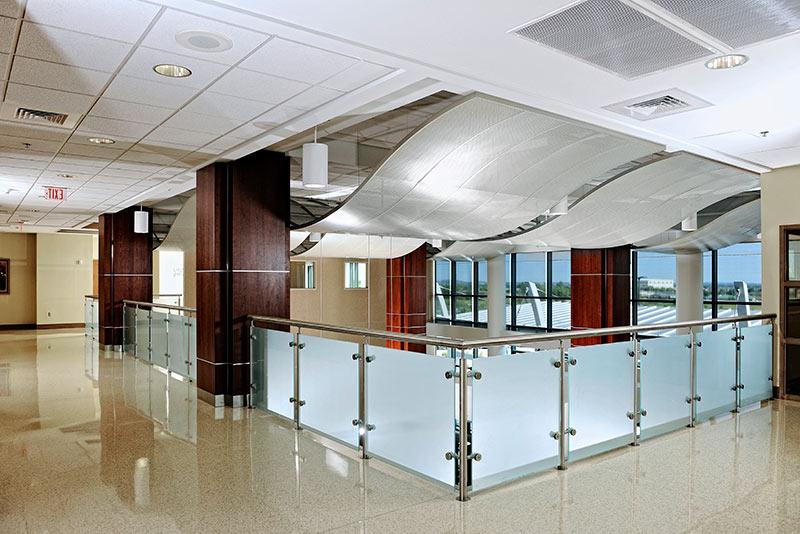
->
457, 348, 469, 501
688, 334, 697, 427
133, 305, 138, 358
147, 308, 153, 362
630, 334, 643, 447
557, 339, 569, 470
185, 314, 193, 382
734, 324, 743, 413
248, 320, 255, 409
769, 317, 776, 398
291, 329, 303, 430
358, 338, 370, 459
165, 308, 171, 373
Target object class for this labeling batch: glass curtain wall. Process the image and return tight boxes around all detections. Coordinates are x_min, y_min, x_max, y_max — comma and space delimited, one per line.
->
632, 250, 677, 328
434, 259, 488, 326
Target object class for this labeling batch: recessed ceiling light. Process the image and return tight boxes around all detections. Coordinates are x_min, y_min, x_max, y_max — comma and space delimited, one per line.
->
153, 63, 192, 78
705, 54, 748, 70
57, 173, 76, 179
175, 30, 233, 53
89, 137, 115, 145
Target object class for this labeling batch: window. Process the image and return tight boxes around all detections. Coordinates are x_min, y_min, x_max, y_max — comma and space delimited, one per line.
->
344, 261, 367, 289
290, 261, 315, 289
706, 242, 762, 329
434, 259, 488, 326
632, 250, 676, 332
507, 251, 571, 331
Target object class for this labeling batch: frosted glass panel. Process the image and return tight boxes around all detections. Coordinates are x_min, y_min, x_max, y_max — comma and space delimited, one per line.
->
299, 334, 359, 446
135, 309, 150, 360
187, 316, 197, 380
740, 324, 773, 405
167, 315, 188, 377
367, 345, 455, 485
251, 327, 267, 410
472, 350, 560, 490
123, 305, 136, 353
267, 329, 295, 419
569, 341, 633, 459
641, 335, 691, 439
150, 311, 169, 368
696, 329, 736, 420
167, 378, 197, 443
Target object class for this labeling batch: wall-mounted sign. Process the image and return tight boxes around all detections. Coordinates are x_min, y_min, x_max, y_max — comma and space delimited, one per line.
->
45, 187, 65, 201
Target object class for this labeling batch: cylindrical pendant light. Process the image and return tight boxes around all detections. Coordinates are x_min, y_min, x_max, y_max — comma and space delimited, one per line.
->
681, 213, 698, 232
549, 196, 569, 216
302, 127, 328, 189
309, 232, 322, 242
134, 209, 149, 234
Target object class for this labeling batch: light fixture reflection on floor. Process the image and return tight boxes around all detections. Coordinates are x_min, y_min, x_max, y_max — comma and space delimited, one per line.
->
153, 63, 192, 78
302, 127, 328, 189
705, 54, 748, 70
88, 137, 115, 145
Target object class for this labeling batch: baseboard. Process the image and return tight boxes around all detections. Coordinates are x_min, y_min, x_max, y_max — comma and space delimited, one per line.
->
37, 323, 85, 330
0, 323, 36, 331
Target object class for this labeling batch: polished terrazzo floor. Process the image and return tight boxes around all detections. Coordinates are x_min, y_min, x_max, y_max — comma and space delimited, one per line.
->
1, 329, 799, 533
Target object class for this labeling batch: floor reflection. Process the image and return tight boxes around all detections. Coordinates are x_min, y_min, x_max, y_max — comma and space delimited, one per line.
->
1, 329, 799, 533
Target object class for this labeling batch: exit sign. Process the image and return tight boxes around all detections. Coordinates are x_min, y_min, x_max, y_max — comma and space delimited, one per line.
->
45, 187, 65, 201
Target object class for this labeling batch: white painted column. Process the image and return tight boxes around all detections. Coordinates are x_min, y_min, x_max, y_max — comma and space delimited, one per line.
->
487, 255, 506, 355
676, 252, 704, 334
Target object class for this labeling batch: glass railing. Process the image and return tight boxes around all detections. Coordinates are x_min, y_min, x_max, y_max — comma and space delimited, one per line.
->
153, 293, 183, 307
122, 300, 198, 382
248, 313, 775, 501
84, 295, 99, 342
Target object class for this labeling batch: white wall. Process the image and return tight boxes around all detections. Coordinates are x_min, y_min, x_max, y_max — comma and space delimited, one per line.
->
36, 234, 94, 325
761, 165, 800, 381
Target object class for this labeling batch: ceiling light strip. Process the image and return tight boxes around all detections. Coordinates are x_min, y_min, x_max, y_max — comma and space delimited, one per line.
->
622, 0, 733, 54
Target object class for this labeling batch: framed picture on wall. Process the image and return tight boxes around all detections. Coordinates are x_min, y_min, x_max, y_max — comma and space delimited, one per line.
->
0, 258, 8, 294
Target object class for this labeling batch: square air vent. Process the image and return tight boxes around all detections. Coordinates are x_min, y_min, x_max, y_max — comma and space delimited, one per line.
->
0, 102, 80, 129
510, 0, 714, 79
15, 107, 69, 125
603, 89, 712, 121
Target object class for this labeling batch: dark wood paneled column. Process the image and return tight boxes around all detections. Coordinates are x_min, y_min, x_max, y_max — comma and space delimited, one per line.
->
196, 150, 290, 406
571, 246, 631, 345
386, 245, 427, 353
98, 206, 152, 348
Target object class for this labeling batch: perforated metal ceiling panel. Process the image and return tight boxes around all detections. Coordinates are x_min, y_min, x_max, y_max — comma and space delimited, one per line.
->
294, 233, 424, 259
513, 0, 713, 79
651, 0, 800, 48
306, 94, 661, 240
506, 153, 758, 249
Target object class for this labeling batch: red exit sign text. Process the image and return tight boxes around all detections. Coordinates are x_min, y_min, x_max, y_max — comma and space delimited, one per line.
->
45, 187, 65, 201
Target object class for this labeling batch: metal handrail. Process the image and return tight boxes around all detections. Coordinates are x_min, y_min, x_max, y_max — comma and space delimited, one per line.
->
123, 299, 197, 314
248, 312, 776, 351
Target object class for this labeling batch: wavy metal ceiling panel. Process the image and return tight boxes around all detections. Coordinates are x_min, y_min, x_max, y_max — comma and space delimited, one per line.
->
306, 94, 661, 240
294, 233, 424, 259
506, 152, 759, 250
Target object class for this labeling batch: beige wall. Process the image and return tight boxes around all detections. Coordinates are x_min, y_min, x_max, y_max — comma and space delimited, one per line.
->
0, 233, 37, 326
291, 258, 386, 340
761, 165, 800, 380
36, 234, 94, 325
183, 249, 196, 308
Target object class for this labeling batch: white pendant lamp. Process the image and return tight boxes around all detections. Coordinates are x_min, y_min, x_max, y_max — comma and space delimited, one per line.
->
134, 208, 149, 234
430, 239, 443, 249
549, 196, 569, 216
681, 213, 698, 232
309, 232, 322, 242
302, 127, 328, 189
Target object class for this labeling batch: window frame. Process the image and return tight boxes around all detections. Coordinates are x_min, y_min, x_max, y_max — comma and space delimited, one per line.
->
344, 260, 368, 289
507, 251, 572, 332
434, 259, 488, 327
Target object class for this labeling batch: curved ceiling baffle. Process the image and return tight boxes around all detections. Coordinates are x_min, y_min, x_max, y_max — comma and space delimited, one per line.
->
501, 152, 759, 251
639, 199, 761, 253
293, 233, 425, 259
301, 93, 662, 240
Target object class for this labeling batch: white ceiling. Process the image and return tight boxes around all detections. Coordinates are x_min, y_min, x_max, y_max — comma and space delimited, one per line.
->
222, 0, 800, 172
0, 0, 421, 229
295, 233, 425, 260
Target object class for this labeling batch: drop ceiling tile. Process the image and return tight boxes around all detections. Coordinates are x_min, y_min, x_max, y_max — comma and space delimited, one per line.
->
120, 148, 184, 165
11, 56, 111, 95
25, 0, 159, 43
77, 115, 154, 140
51, 154, 108, 168
0, 156, 48, 170
239, 38, 357, 84
0, 1, 23, 18
0, 52, 8, 79
143, 126, 217, 148
94, 170, 150, 181
255, 104, 305, 127
0, 165, 41, 176
103, 74, 199, 108
16, 22, 131, 72
0, 122, 70, 142
185, 91, 271, 121
210, 68, 308, 104
60, 142, 126, 160
202, 135, 244, 153
163, 109, 239, 135
90, 97, 174, 125
0, 16, 14, 53
45, 161, 102, 175
120, 46, 229, 89
6, 82, 96, 115
142, 8, 269, 66
284, 86, 343, 111
69, 135, 137, 151
321, 61, 394, 92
